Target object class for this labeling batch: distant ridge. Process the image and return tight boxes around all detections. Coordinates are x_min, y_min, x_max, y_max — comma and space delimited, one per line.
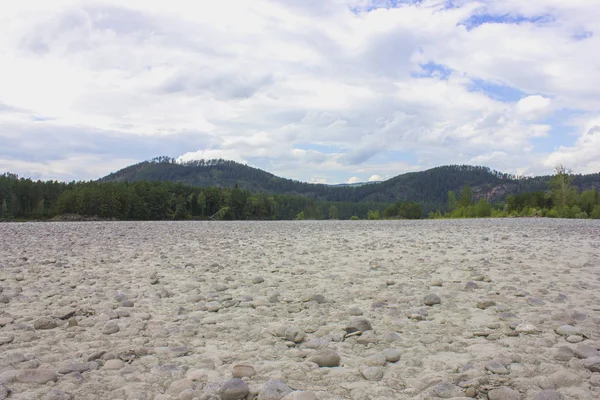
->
100, 156, 600, 211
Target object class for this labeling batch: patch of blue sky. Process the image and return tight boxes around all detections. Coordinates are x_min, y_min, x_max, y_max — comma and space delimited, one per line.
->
461, 13, 555, 30
372, 149, 418, 164
531, 109, 586, 152
412, 62, 452, 80
468, 78, 526, 103
349, 0, 422, 14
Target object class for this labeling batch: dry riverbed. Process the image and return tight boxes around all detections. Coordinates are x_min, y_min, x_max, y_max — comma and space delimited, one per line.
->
1, 219, 599, 400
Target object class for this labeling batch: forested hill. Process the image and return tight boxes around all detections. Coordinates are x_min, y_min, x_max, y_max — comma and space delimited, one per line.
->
101, 157, 600, 209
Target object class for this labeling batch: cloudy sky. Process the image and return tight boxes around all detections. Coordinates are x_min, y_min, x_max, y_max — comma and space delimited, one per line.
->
1, 0, 599, 184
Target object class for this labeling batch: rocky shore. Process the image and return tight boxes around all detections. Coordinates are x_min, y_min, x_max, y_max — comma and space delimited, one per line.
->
1, 219, 599, 399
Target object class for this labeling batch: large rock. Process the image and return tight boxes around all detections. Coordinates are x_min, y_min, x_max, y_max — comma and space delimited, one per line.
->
361, 366, 384, 381
574, 344, 599, 359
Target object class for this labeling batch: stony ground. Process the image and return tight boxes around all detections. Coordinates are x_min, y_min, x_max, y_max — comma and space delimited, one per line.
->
1, 219, 599, 400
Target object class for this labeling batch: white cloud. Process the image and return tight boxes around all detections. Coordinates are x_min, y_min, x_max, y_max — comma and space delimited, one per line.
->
368, 174, 382, 182
348, 176, 361, 184
0, 0, 598, 182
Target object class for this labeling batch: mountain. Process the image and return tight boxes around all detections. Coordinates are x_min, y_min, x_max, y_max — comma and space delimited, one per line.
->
101, 156, 600, 211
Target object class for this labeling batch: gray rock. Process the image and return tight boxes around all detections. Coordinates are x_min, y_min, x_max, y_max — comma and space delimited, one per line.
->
16, 369, 57, 384
281, 392, 317, 400
345, 318, 372, 333
423, 293, 441, 306
590, 374, 600, 387
284, 327, 306, 343
365, 353, 387, 367
57, 362, 92, 374
218, 379, 249, 400
258, 380, 293, 400
533, 390, 564, 400
120, 299, 134, 307
308, 294, 326, 304
574, 344, 599, 359
252, 276, 265, 284
488, 386, 520, 400
0, 294, 9, 304
566, 335, 583, 343
464, 281, 479, 290
308, 350, 340, 367
477, 300, 496, 309
432, 381, 463, 398
583, 356, 600, 372
167, 379, 195, 396
103, 359, 124, 370
486, 360, 509, 375
381, 348, 401, 363
348, 306, 363, 316
361, 366, 384, 381
232, 364, 256, 378
527, 297, 545, 306
33, 317, 57, 330
54, 309, 76, 320
102, 323, 120, 335
555, 325, 582, 336
554, 346, 574, 361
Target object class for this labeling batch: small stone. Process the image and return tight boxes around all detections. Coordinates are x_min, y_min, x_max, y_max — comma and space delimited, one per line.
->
381, 348, 401, 363
219, 378, 249, 400
308, 350, 340, 367
308, 294, 326, 304
555, 325, 582, 336
574, 344, 599, 359
33, 317, 57, 330
16, 369, 58, 384
284, 327, 306, 343
102, 323, 119, 335
464, 281, 479, 290
103, 359, 124, 370
120, 300, 134, 307
361, 366, 384, 381
583, 356, 600, 372
232, 364, 256, 378
590, 374, 600, 387
345, 318, 372, 333
533, 390, 564, 400
566, 335, 583, 343
365, 353, 387, 367
486, 360, 509, 375
515, 323, 539, 334
0, 317, 13, 327
477, 300, 496, 309
347, 306, 363, 316
281, 391, 317, 400
432, 381, 463, 398
554, 346, 574, 361
423, 293, 441, 306
252, 276, 265, 284
465, 387, 477, 397
488, 386, 520, 400
55, 309, 76, 320
527, 297, 545, 306
258, 380, 293, 400
0, 334, 14, 345
167, 379, 195, 396
0, 386, 9, 400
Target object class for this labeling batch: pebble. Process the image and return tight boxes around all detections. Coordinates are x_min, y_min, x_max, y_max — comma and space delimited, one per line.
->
33, 317, 57, 330
345, 318, 372, 333
554, 325, 582, 336
553, 347, 574, 361
232, 364, 256, 378
0, 317, 14, 327
381, 348, 401, 362
574, 344, 599, 359
477, 300, 496, 309
423, 293, 441, 306
432, 381, 463, 398
488, 386, 520, 400
308, 350, 341, 367
16, 369, 58, 384
583, 356, 600, 372
258, 380, 292, 400
533, 390, 564, 400
566, 335, 583, 343
103, 359, 124, 370
361, 366, 384, 381
281, 391, 317, 400
102, 323, 120, 335
486, 360, 509, 375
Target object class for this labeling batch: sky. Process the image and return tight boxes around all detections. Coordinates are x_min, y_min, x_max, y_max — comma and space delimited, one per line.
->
0, 0, 599, 184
